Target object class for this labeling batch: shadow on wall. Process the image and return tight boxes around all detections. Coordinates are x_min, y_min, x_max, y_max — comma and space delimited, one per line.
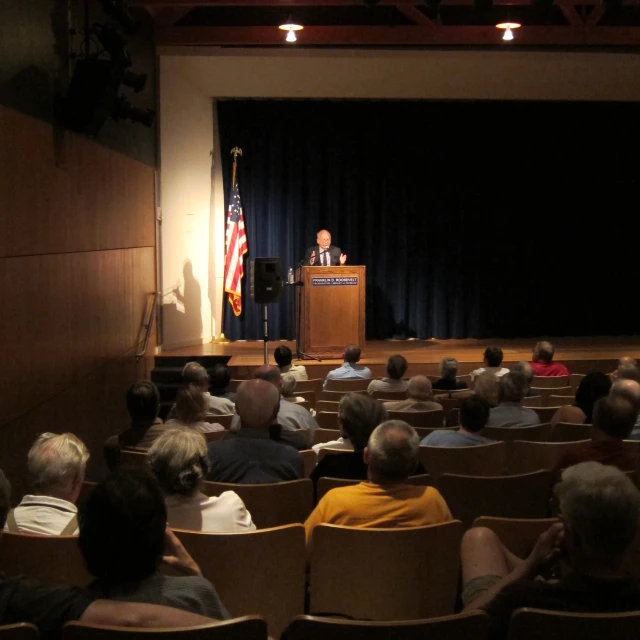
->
162, 259, 203, 347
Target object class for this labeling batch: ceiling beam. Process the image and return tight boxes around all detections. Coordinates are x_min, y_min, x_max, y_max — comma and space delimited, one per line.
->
155, 24, 640, 45
133, 0, 640, 6
395, 4, 435, 25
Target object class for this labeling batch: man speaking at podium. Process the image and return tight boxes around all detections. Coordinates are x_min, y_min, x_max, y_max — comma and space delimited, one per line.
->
303, 229, 347, 266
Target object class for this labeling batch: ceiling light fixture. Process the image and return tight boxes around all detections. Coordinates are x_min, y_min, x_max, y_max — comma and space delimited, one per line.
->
279, 17, 303, 43
496, 22, 521, 41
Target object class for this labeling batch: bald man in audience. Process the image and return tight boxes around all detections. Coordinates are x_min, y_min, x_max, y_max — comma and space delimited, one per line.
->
614, 362, 640, 384
530, 341, 569, 377
6, 433, 89, 535
511, 361, 539, 397
611, 378, 640, 440
207, 379, 304, 483
304, 421, 452, 548
611, 357, 638, 381
383, 376, 443, 413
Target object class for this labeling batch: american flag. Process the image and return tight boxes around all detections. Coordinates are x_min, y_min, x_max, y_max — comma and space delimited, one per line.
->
224, 171, 247, 316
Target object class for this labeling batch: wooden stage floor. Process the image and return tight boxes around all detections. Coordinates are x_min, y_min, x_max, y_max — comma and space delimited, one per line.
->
160, 336, 640, 378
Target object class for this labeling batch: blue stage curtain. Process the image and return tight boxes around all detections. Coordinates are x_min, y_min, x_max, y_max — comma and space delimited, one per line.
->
218, 100, 638, 341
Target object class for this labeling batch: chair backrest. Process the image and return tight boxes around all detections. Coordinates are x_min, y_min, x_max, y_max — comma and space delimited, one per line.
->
202, 429, 228, 443
371, 390, 408, 401
319, 390, 367, 401
119, 448, 149, 469
283, 611, 490, 640
316, 412, 339, 429
205, 414, 234, 429
0, 625, 39, 640
172, 526, 304, 639
312, 428, 341, 445
300, 449, 316, 478
532, 375, 570, 388
530, 387, 574, 407
507, 607, 640, 640
549, 422, 593, 442
447, 408, 461, 427
316, 474, 434, 502
482, 424, 552, 444
533, 406, 563, 423
548, 395, 575, 407
522, 395, 543, 408
387, 409, 445, 428
63, 617, 268, 640
438, 471, 552, 529
0, 532, 91, 587
229, 379, 246, 392
508, 440, 590, 474
315, 400, 340, 413
418, 442, 507, 480
436, 397, 466, 416
570, 373, 586, 393
310, 521, 464, 620
457, 374, 472, 384
472, 516, 560, 558
325, 378, 371, 392
294, 379, 325, 397
78, 480, 97, 507
292, 390, 316, 408
201, 479, 313, 528
316, 448, 352, 464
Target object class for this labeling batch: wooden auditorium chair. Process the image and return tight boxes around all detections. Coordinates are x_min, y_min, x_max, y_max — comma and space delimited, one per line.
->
315, 412, 339, 429
309, 521, 464, 620
386, 409, 445, 428
202, 430, 227, 443
481, 424, 552, 444
370, 390, 408, 402
204, 414, 234, 429
312, 428, 341, 445
282, 611, 490, 640
295, 379, 327, 397
315, 400, 340, 413
201, 479, 313, 529
437, 470, 552, 529
63, 616, 267, 640
171, 525, 304, 638
548, 395, 576, 407
530, 386, 573, 407
418, 442, 507, 480
316, 473, 434, 502
522, 396, 543, 408
531, 376, 570, 388
300, 449, 317, 478
508, 440, 590, 475
549, 423, 593, 442
291, 390, 316, 409
0, 625, 39, 640
472, 516, 561, 558
119, 448, 149, 469
324, 379, 372, 392
570, 373, 586, 393
533, 406, 564, 423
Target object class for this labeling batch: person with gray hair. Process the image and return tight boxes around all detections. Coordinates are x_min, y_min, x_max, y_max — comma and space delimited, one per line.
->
531, 340, 569, 377
433, 357, 469, 391
461, 462, 640, 638
488, 371, 540, 428
511, 361, 540, 397
281, 374, 306, 404
6, 433, 90, 535
149, 429, 254, 532
383, 375, 443, 413
367, 355, 409, 395
304, 420, 452, 548
611, 378, 640, 440
167, 362, 234, 418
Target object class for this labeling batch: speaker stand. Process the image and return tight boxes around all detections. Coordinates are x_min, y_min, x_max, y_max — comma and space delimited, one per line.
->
293, 280, 322, 363
262, 304, 269, 365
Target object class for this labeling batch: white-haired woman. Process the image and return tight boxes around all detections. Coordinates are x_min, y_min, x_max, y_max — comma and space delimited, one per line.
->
148, 429, 255, 532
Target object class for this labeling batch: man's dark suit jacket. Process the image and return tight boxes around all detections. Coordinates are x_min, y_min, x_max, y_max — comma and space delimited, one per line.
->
302, 245, 342, 266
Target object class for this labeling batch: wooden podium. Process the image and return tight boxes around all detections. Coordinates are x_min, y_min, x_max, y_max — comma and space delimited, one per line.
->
296, 265, 366, 359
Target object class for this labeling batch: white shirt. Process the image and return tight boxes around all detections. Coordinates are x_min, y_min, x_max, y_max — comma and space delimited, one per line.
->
203, 392, 235, 415
7, 494, 78, 535
165, 491, 256, 533
367, 378, 409, 395
470, 366, 510, 382
312, 437, 354, 456
279, 364, 308, 381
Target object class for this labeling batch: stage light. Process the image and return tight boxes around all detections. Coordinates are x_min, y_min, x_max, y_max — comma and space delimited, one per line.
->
279, 16, 303, 43
122, 69, 147, 93
496, 22, 521, 41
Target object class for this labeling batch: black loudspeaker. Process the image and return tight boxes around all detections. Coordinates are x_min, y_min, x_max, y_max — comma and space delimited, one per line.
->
251, 258, 283, 303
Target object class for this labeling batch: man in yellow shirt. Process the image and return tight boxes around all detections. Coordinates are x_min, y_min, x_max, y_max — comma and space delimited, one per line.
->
304, 420, 453, 548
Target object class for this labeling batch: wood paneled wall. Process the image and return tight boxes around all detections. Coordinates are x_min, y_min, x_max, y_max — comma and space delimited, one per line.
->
0, 106, 156, 497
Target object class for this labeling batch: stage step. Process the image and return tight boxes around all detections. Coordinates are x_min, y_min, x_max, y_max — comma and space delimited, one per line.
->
154, 355, 231, 368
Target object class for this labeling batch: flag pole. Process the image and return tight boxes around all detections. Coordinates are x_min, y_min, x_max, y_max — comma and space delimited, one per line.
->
212, 146, 242, 344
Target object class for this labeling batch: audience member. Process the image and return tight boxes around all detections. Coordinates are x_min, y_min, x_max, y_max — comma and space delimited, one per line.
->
422, 396, 493, 447
610, 356, 639, 381
324, 344, 372, 388
274, 345, 308, 381
149, 429, 255, 532
0, 468, 229, 635
304, 421, 452, 547
6, 433, 88, 535
530, 341, 569, 377
251, 365, 318, 448
488, 372, 540, 428
367, 355, 409, 395
474, 372, 500, 407
80, 469, 229, 618
471, 347, 509, 383
207, 379, 304, 483
104, 380, 167, 471
433, 357, 468, 391
169, 362, 235, 416
511, 361, 539, 397
552, 395, 637, 479
616, 362, 640, 384
282, 374, 306, 404
166, 385, 225, 433
461, 462, 640, 639
311, 394, 388, 483
610, 378, 640, 440
550, 372, 611, 428
209, 364, 236, 402
384, 376, 443, 413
